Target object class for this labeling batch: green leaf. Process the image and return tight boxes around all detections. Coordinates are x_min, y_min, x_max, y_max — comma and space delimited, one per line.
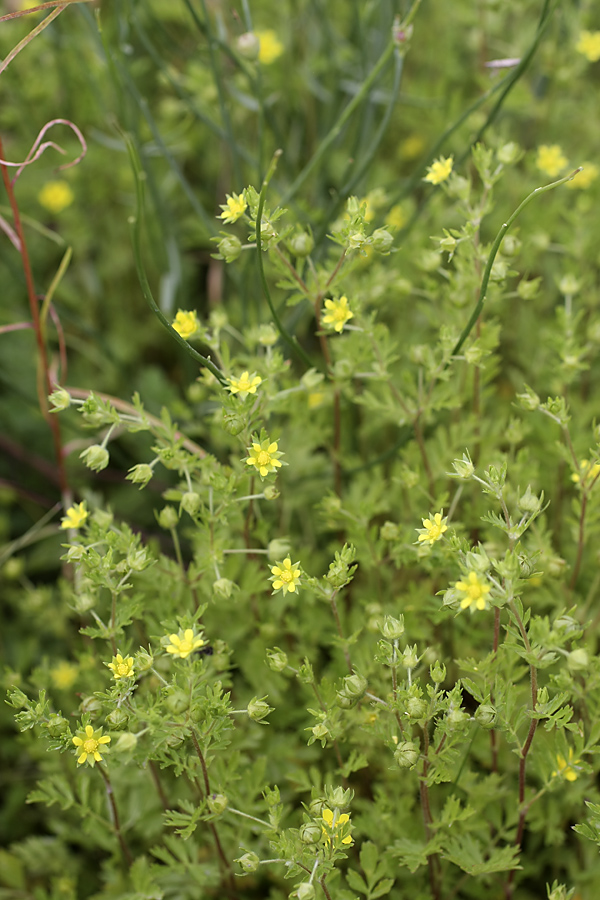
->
443, 835, 520, 875
359, 841, 379, 878
346, 870, 369, 895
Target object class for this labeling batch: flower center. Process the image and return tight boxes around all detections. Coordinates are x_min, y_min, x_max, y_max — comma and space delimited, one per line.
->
179, 638, 193, 654
238, 376, 251, 389
116, 663, 129, 676
257, 451, 271, 467
468, 584, 482, 600
280, 570, 293, 583
83, 738, 98, 753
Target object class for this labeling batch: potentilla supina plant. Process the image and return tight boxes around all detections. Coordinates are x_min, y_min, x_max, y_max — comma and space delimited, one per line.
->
218, 191, 247, 224
575, 29, 600, 63
322, 296, 354, 333
416, 511, 448, 545
171, 310, 199, 340
228, 371, 262, 399
245, 438, 285, 478
552, 748, 582, 782
535, 144, 568, 178
321, 807, 353, 847
165, 628, 206, 659
107, 654, 135, 680
423, 155, 453, 185
72, 724, 111, 767
454, 571, 491, 611
60, 501, 88, 530
270, 558, 301, 595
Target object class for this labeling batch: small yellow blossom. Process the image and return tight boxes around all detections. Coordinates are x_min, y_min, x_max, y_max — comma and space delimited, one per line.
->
256, 29, 284, 64
38, 180, 74, 214
270, 557, 301, 595
107, 654, 135, 680
455, 571, 491, 611
399, 134, 425, 161
536, 144, 568, 178
322, 296, 354, 333
417, 511, 448, 546
322, 807, 353, 845
576, 30, 600, 63
166, 628, 205, 659
567, 162, 599, 190
218, 192, 247, 224
228, 371, 262, 398
245, 438, 284, 478
385, 204, 407, 229
60, 501, 88, 530
72, 724, 111, 766
308, 391, 325, 409
171, 310, 199, 340
552, 748, 581, 782
571, 459, 600, 486
50, 661, 78, 690
424, 156, 453, 185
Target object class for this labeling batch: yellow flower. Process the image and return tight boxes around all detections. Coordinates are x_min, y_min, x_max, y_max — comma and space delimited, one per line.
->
218, 192, 247, 223
38, 180, 74, 214
571, 459, 600, 486
107, 654, 135, 680
576, 30, 600, 63
552, 748, 581, 782
399, 134, 425, 161
72, 724, 111, 766
245, 438, 284, 478
50, 661, 78, 690
385, 204, 407, 229
60, 501, 88, 530
423, 156, 453, 185
228, 371, 262, 398
455, 571, 491, 611
308, 391, 325, 409
270, 557, 301, 595
256, 29, 284, 64
416, 512, 448, 546
536, 144, 568, 178
322, 807, 353, 845
165, 628, 205, 659
171, 310, 199, 340
322, 296, 354, 333
567, 162, 599, 190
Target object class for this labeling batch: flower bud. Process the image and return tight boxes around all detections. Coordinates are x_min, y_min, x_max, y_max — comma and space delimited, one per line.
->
517, 277, 542, 300
80, 696, 102, 715
126, 464, 154, 488
217, 234, 242, 263
295, 883, 316, 900
263, 485, 280, 501
105, 708, 129, 729
166, 691, 190, 714
208, 793, 229, 816
394, 740, 419, 768
114, 732, 138, 752
452, 454, 475, 479
181, 491, 201, 517
475, 703, 497, 729
64, 545, 86, 563
288, 230, 314, 258
497, 141, 520, 165
247, 696, 272, 722
370, 228, 394, 254
311, 722, 330, 741
48, 387, 71, 411
347, 231, 366, 250
567, 648, 589, 671
258, 324, 278, 346
236, 32, 260, 60
79, 444, 110, 473
430, 661, 446, 684
45, 714, 69, 737
401, 645, 419, 669
325, 786, 353, 810
381, 615, 405, 640
446, 707, 469, 728
236, 850, 260, 873
336, 692, 356, 709
299, 822, 322, 844
222, 411, 246, 435
213, 578, 237, 600
406, 697, 427, 719
268, 538, 291, 562
157, 506, 179, 530
135, 648, 154, 673
266, 647, 288, 672
342, 673, 367, 700
380, 521, 399, 541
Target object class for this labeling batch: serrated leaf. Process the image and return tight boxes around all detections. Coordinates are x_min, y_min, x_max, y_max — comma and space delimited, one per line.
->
443, 835, 520, 875
370, 878, 395, 899
346, 870, 368, 895
359, 841, 379, 877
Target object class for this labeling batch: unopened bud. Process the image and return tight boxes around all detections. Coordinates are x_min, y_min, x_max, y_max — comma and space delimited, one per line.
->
475, 703, 497, 729
208, 793, 228, 816
394, 740, 419, 768
288, 231, 314, 258
157, 506, 179, 529
266, 647, 288, 672
295, 883, 316, 900
181, 491, 201, 517
48, 387, 71, 411
236, 32, 260, 61
79, 444, 110, 472
381, 615, 405, 640
213, 578, 237, 600
106, 709, 129, 729
247, 696, 272, 722
114, 732, 138, 753
299, 822, 322, 844
217, 234, 242, 263
567, 649, 589, 671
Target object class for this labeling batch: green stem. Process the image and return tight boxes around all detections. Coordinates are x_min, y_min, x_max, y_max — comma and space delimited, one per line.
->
122, 131, 227, 384
450, 168, 581, 361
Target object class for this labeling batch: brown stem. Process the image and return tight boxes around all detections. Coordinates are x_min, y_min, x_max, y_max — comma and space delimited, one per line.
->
96, 764, 133, 866
1, 134, 68, 495
419, 725, 441, 900
490, 606, 501, 773
149, 760, 170, 810
319, 877, 333, 900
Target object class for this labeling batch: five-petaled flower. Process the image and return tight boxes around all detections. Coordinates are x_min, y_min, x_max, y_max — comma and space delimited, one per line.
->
107, 654, 135, 680
417, 512, 448, 546
255, 29, 284, 65
218, 192, 247, 224
166, 628, 205, 659
245, 438, 284, 478
552, 748, 581, 782
536, 144, 568, 178
322, 807, 353, 846
571, 459, 600, 486
455, 571, 491, 611
60, 501, 88, 530
228, 371, 262, 399
424, 156, 453, 185
172, 310, 199, 340
322, 296, 354, 333
270, 558, 301, 595
72, 724, 111, 766
38, 180, 74, 214
576, 30, 600, 63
